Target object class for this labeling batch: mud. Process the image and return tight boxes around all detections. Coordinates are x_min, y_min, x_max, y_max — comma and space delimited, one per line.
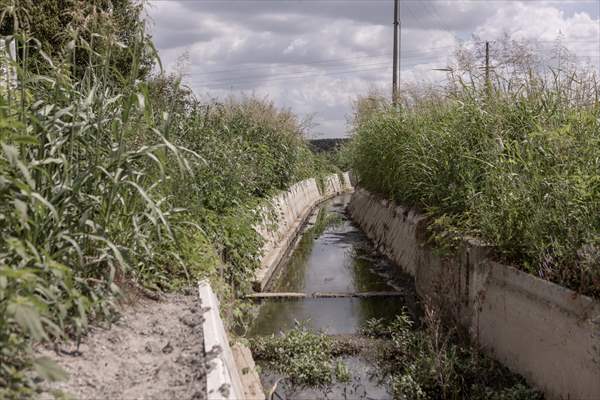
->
40, 293, 207, 400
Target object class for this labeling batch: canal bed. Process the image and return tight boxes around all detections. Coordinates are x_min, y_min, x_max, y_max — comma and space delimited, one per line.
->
248, 194, 419, 399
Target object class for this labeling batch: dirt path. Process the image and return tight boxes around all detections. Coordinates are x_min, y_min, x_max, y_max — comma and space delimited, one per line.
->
40, 293, 207, 400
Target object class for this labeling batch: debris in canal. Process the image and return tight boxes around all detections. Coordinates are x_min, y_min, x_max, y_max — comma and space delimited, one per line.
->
251, 308, 545, 399
249, 195, 544, 399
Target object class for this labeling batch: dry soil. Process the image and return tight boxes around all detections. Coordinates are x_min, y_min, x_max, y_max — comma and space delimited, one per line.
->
40, 293, 207, 400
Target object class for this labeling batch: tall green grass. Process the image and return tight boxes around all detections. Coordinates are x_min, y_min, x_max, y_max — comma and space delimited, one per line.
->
349, 42, 600, 298
0, 3, 332, 397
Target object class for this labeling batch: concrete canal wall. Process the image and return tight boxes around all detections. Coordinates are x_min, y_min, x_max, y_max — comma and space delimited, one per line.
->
348, 189, 600, 400
253, 172, 352, 290
198, 173, 352, 399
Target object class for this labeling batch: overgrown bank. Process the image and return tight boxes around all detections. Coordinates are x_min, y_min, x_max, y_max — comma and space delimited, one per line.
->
348, 40, 600, 298
0, 3, 334, 398
247, 191, 542, 399
250, 310, 542, 399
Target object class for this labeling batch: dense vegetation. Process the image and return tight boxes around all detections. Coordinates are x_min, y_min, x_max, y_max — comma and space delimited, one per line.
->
250, 308, 542, 399
349, 40, 600, 298
250, 324, 344, 387
0, 2, 332, 397
0, 0, 153, 79
363, 309, 542, 400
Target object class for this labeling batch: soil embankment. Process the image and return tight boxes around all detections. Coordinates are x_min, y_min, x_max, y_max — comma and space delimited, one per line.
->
40, 293, 207, 400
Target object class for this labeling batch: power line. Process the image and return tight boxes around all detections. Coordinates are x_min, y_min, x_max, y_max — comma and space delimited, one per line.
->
186, 53, 449, 79
193, 65, 393, 88
185, 45, 459, 76
192, 54, 452, 89
423, 1, 453, 33
192, 61, 391, 82
191, 54, 446, 82
179, 40, 597, 78
186, 43, 599, 83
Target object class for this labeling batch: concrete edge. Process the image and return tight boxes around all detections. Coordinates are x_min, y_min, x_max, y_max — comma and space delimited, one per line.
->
196, 173, 353, 399
254, 201, 318, 291
232, 343, 265, 400
259, 191, 341, 291
252, 178, 320, 289
198, 280, 246, 400
253, 172, 353, 291
487, 261, 600, 319
348, 188, 600, 399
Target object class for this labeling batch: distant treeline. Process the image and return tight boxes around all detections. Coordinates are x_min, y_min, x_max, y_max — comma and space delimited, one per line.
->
309, 138, 350, 153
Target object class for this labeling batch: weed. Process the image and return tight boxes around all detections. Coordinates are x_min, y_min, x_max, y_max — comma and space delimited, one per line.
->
249, 323, 349, 386
349, 39, 600, 298
334, 360, 351, 383
363, 308, 544, 400
0, 2, 334, 397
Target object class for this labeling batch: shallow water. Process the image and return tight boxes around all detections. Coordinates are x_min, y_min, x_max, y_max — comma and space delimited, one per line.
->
250, 193, 416, 336
249, 193, 419, 399
260, 356, 392, 400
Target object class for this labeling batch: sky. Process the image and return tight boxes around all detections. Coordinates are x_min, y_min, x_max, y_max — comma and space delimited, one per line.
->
146, 0, 600, 138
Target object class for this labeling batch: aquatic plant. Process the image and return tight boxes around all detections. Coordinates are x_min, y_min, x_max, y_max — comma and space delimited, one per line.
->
363, 308, 544, 399
250, 323, 347, 386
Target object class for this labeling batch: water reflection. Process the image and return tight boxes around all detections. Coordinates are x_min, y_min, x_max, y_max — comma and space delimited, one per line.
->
250, 297, 409, 336
249, 194, 418, 399
250, 194, 417, 336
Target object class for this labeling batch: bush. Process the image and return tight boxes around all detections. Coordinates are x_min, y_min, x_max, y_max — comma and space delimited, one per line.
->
0, 3, 333, 397
366, 309, 543, 400
250, 324, 343, 386
349, 41, 600, 298
147, 75, 333, 292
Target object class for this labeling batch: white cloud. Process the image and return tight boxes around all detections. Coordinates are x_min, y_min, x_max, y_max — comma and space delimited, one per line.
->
147, 1, 600, 138
475, 2, 600, 61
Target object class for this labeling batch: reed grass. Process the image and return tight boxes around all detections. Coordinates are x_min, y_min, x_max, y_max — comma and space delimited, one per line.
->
349, 40, 600, 298
0, 3, 333, 397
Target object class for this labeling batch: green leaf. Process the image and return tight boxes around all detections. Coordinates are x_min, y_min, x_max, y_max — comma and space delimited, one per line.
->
7, 300, 48, 341
33, 357, 68, 382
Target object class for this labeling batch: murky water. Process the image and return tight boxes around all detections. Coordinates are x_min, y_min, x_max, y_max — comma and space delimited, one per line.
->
260, 356, 391, 400
249, 194, 419, 399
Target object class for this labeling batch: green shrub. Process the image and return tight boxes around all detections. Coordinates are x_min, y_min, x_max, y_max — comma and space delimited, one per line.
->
0, 3, 334, 397
250, 324, 346, 386
366, 310, 543, 400
349, 42, 600, 297
146, 75, 333, 292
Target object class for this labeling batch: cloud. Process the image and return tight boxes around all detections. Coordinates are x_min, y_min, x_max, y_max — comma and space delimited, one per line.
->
147, 0, 600, 138
474, 2, 600, 65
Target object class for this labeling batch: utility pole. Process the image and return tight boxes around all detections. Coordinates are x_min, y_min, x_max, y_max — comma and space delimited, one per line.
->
392, 0, 399, 106
399, 18, 401, 104
485, 41, 491, 97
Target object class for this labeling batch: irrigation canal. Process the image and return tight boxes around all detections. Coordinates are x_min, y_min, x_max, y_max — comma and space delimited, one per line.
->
248, 194, 419, 399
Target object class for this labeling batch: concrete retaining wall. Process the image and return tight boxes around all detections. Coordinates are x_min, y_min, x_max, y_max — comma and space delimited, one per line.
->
198, 280, 246, 400
253, 173, 352, 290
199, 280, 265, 400
198, 174, 352, 399
348, 189, 600, 400
323, 172, 352, 197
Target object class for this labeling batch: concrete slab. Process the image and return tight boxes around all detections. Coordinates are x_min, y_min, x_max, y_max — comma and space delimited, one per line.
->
198, 280, 244, 400
232, 343, 265, 400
